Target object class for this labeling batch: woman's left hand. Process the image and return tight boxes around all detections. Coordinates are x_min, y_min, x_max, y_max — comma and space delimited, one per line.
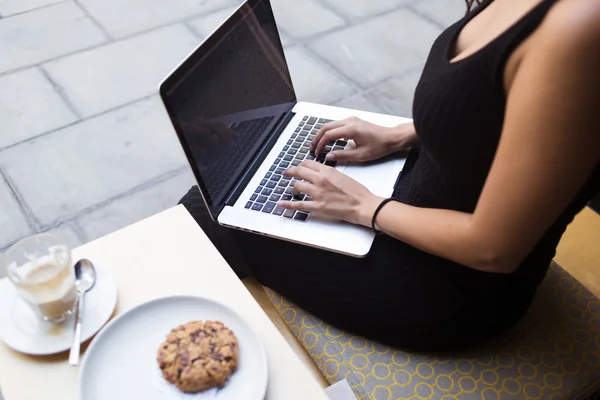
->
278, 160, 384, 227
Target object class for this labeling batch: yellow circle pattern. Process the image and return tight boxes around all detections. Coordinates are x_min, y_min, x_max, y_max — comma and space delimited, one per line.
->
265, 262, 600, 399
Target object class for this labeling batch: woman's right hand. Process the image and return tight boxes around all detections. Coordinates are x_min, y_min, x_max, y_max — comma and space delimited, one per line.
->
310, 117, 419, 163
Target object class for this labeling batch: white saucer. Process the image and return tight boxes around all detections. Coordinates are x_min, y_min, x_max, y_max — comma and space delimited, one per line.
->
78, 296, 268, 400
0, 261, 118, 355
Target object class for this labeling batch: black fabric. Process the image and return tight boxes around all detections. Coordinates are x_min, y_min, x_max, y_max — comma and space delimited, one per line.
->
178, 0, 599, 352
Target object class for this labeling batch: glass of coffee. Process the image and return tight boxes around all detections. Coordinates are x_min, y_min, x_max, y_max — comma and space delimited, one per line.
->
3, 233, 77, 322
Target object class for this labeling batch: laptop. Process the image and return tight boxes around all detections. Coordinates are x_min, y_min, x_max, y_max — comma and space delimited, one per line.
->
159, 0, 410, 257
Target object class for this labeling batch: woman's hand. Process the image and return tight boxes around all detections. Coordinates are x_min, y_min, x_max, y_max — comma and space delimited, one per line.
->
278, 160, 384, 227
310, 118, 418, 163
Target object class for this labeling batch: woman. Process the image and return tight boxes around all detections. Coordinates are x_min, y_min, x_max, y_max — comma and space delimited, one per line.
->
180, 0, 600, 351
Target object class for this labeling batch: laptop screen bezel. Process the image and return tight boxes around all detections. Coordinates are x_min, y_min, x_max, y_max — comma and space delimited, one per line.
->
159, 0, 296, 221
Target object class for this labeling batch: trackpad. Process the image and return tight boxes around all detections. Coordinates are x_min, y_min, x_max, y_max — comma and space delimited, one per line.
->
342, 158, 397, 197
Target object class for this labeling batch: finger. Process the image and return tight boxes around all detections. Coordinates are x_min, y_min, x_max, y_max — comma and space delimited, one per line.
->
291, 181, 314, 196
277, 199, 318, 212
282, 165, 320, 181
310, 120, 346, 151
325, 148, 364, 162
299, 160, 324, 172
315, 126, 352, 155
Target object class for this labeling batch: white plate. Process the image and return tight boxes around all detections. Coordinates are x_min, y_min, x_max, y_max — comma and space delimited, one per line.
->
77, 296, 268, 400
0, 261, 117, 355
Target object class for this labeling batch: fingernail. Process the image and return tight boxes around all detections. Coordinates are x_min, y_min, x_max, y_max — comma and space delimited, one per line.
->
326, 153, 336, 161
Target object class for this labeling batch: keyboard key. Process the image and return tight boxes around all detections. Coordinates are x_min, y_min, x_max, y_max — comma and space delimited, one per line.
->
306, 154, 315, 160
295, 136, 304, 142
291, 160, 301, 166
262, 202, 276, 214
294, 212, 309, 221
269, 194, 281, 202
275, 168, 285, 175
250, 193, 258, 201
291, 133, 297, 139
269, 165, 276, 172
265, 172, 272, 179
302, 125, 311, 131
280, 161, 290, 168
305, 196, 313, 201
333, 146, 345, 151
315, 124, 323, 129
275, 158, 282, 164
295, 153, 304, 160
299, 131, 308, 137
260, 179, 267, 186
245, 201, 253, 209
318, 118, 332, 124
283, 145, 289, 151
302, 116, 308, 121
291, 143, 301, 149
279, 152, 285, 158
266, 181, 276, 189
299, 147, 309, 154
274, 187, 285, 194
325, 161, 337, 167
257, 195, 268, 203
287, 148, 298, 155
283, 209, 295, 218
278, 179, 290, 187
307, 117, 317, 125
273, 207, 285, 216
336, 140, 348, 146
261, 188, 273, 196
282, 194, 292, 200
285, 187, 293, 195
251, 203, 263, 211
287, 139, 293, 145
294, 128, 300, 133
283, 155, 293, 161
270, 174, 282, 181
293, 193, 305, 201
254, 186, 262, 193
308, 134, 316, 140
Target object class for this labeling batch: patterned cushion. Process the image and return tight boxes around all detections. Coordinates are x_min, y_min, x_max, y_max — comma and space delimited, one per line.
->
264, 262, 600, 399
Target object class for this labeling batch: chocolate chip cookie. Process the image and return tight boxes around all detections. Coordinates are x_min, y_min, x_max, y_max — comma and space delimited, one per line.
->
157, 320, 239, 393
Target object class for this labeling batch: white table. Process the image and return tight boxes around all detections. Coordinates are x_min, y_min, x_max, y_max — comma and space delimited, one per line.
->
0, 205, 329, 400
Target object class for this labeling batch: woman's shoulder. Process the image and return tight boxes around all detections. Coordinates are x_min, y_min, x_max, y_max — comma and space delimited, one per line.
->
536, 0, 600, 53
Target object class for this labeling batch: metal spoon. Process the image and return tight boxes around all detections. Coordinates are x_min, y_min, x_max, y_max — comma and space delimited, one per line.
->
68, 258, 97, 366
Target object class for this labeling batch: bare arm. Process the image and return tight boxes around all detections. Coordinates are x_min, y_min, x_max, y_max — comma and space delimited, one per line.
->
366, 5, 600, 273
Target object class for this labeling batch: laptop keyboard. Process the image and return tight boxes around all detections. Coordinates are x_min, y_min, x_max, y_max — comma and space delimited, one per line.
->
244, 116, 349, 222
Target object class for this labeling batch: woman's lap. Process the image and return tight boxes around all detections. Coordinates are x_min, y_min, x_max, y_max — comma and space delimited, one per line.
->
178, 183, 531, 351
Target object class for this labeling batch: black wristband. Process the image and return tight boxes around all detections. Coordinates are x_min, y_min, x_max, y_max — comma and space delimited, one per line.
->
371, 198, 396, 234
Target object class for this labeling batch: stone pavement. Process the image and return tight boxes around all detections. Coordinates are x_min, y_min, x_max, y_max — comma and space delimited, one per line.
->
0, 0, 464, 270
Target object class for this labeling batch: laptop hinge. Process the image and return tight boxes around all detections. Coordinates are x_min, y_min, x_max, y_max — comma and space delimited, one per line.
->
222, 109, 296, 211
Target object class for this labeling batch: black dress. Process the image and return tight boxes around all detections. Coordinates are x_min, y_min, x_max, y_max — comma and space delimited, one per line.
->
179, 0, 600, 351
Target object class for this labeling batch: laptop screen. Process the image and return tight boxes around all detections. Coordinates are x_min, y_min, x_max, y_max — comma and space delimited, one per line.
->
162, 0, 296, 218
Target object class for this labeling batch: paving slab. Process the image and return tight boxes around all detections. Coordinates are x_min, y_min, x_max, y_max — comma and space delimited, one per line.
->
43, 24, 198, 118
286, 45, 355, 105
77, 0, 239, 38
0, 97, 187, 227
270, 0, 345, 39
0, 0, 65, 17
0, 174, 32, 250
0, 1, 107, 74
321, 0, 409, 19
77, 170, 194, 242
0, 67, 78, 149
333, 93, 386, 114
411, 0, 466, 28
366, 70, 423, 118
308, 8, 441, 89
